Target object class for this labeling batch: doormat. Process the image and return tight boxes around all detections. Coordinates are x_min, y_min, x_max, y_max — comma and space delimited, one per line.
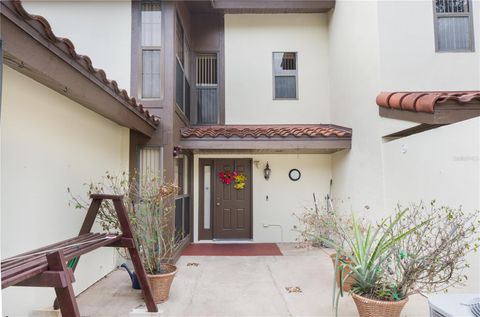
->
182, 243, 283, 256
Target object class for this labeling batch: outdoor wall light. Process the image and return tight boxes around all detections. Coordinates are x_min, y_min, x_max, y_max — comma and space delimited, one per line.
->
264, 162, 271, 180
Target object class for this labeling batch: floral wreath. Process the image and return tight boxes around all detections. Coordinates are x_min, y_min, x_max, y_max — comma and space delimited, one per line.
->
219, 171, 247, 190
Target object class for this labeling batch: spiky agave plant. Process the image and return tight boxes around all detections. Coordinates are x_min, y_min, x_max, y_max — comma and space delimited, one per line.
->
322, 208, 430, 316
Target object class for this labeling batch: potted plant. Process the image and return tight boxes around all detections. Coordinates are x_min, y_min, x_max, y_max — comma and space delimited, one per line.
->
69, 171, 180, 303
322, 208, 426, 317
323, 202, 479, 317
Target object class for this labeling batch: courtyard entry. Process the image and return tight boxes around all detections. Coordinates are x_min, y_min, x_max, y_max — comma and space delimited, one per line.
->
199, 159, 252, 240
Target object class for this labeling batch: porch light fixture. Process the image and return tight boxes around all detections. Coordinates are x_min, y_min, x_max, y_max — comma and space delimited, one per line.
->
264, 162, 271, 180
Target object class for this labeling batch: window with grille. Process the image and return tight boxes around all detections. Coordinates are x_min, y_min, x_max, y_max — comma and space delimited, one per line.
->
273, 52, 298, 99
141, 1, 161, 98
434, 0, 474, 52
196, 54, 218, 124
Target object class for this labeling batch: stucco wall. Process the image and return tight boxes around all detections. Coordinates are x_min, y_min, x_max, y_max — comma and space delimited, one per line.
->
1, 66, 130, 316
328, 0, 386, 215
328, 0, 480, 293
193, 154, 332, 242
378, 0, 480, 91
23, 0, 132, 91
224, 14, 331, 124
383, 118, 480, 292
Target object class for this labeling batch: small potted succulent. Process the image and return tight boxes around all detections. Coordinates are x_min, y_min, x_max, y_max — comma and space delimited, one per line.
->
69, 171, 181, 303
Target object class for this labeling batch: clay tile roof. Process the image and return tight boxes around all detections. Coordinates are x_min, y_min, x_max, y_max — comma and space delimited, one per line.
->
10, 0, 159, 126
181, 124, 352, 139
376, 91, 480, 114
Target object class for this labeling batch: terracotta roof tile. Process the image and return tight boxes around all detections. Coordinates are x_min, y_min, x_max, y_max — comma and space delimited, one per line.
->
377, 91, 480, 114
11, 0, 159, 126
181, 125, 352, 139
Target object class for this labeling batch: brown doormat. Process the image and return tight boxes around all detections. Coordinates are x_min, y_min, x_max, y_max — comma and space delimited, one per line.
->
182, 243, 283, 256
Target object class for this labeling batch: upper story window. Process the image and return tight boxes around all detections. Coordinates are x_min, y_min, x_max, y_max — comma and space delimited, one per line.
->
434, 0, 475, 52
175, 14, 191, 119
141, 1, 162, 98
273, 52, 298, 99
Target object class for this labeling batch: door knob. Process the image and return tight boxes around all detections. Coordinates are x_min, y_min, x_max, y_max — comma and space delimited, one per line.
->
216, 202, 220, 206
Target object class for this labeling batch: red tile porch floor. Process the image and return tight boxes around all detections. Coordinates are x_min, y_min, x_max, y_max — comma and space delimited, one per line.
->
182, 243, 283, 256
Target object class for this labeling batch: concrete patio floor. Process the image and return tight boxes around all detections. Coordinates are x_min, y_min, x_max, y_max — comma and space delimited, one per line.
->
76, 244, 430, 317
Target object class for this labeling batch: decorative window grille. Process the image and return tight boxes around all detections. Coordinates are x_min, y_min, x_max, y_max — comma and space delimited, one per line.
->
273, 52, 298, 99
141, 1, 161, 98
434, 0, 474, 52
196, 54, 218, 124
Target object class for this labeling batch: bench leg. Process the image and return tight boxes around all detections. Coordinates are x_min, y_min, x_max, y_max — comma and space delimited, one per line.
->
47, 251, 80, 317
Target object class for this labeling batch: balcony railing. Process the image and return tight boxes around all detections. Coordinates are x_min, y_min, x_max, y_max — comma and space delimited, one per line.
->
175, 196, 190, 241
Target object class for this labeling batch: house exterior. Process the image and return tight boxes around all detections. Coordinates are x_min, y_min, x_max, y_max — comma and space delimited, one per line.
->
1, 0, 479, 315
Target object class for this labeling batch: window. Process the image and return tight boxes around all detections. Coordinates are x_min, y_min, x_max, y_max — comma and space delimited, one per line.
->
141, 1, 161, 98
273, 52, 298, 99
175, 14, 191, 118
196, 54, 218, 124
137, 146, 163, 193
434, 0, 474, 52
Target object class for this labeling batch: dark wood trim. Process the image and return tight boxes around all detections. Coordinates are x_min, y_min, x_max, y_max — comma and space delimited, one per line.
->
181, 138, 351, 153
211, 0, 335, 13
187, 152, 195, 242
379, 105, 480, 124
198, 159, 214, 240
1, 2, 158, 136
382, 123, 446, 140
0, 39, 3, 113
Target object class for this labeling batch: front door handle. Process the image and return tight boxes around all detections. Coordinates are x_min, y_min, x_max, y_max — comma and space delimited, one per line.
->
216, 202, 220, 206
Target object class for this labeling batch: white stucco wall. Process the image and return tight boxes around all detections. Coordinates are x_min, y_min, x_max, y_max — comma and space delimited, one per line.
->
328, 0, 386, 215
329, 0, 480, 293
193, 154, 332, 243
378, 0, 480, 91
23, 0, 132, 91
1, 66, 130, 316
383, 118, 480, 292
224, 14, 331, 124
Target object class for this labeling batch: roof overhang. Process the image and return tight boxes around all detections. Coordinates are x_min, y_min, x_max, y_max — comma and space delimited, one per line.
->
187, 0, 335, 14
1, 1, 159, 137
377, 91, 480, 125
180, 124, 352, 154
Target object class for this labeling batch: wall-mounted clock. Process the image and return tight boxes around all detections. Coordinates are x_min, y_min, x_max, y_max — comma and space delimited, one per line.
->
288, 169, 301, 181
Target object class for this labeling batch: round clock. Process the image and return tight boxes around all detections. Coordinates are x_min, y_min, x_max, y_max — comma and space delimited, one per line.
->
288, 169, 301, 181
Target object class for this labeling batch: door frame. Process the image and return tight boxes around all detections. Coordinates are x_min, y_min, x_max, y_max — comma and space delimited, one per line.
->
198, 158, 253, 240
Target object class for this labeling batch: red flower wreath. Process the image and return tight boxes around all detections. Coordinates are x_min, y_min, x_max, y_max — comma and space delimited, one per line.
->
219, 171, 238, 185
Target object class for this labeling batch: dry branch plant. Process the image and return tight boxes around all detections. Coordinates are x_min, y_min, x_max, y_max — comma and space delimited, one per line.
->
68, 171, 180, 274
378, 201, 480, 299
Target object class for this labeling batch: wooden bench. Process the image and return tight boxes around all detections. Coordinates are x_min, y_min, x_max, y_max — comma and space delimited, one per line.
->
1, 194, 158, 316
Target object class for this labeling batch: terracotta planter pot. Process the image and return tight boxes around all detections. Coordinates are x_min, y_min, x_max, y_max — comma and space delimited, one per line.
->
352, 293, 409, 317
147, 263, 177, 303
330, 253, 355, 292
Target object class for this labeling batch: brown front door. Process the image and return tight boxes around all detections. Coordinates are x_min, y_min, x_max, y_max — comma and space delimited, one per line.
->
213, 159, 252, 239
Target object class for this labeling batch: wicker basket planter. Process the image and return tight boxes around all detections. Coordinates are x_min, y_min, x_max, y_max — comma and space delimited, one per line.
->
330, 253, 355, 292
352, 293, 409, 317
147, 263, 177, 303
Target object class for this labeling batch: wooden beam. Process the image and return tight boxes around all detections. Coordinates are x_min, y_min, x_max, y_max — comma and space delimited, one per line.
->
379, 106, 480, 124
47, 251, 80, 317
16, 270, 75, 288
211, 0, 335, 13
180, 138, 351, 152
